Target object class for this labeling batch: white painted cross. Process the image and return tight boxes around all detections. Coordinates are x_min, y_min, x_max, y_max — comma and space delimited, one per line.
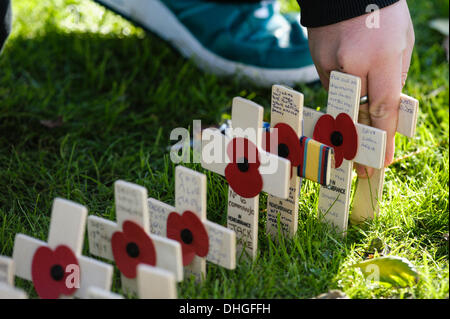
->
148, 165, 236, 282
0, 256, 14, 286
12, 198, 114, 299
263, 85, 334, 238
0, 256, 28, 299
86, 286, 124, 299
201, 97, 291, 259
137, 264, 177, 299
351, 94, 419, 223
87, 180, 183, 296
302, 71, 388, 234
0, 283, 27, 299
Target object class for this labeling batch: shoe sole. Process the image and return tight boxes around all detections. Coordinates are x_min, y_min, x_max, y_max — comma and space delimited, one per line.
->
92, 0, 319, 87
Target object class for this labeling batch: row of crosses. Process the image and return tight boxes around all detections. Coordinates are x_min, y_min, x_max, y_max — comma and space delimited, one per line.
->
0, 169, 236, 299
0, 71, 418, 299
201, 71, 418, 256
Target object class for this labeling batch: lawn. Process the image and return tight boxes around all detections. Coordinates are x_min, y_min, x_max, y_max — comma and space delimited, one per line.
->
0, 0, 448, 299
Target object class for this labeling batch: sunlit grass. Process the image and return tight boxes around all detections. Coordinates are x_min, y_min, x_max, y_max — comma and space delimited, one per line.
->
0, 0, 448, 298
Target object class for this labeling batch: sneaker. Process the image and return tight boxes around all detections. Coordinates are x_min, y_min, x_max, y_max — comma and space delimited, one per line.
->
92, 0, 319, 87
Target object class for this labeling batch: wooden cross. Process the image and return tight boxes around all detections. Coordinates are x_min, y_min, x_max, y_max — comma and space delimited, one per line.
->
148, 165, 236, 282
0, 256, 14, 286
201, 97, 291, 259
87, 180, 183, 295
263, 85, 334, 238
351, 94, 419, 223
137, 264, 177, 299
86, 286, 124, 299
0, 283, 28, 299
302, 71, 388, 234
12, 198, 114, 299
0, 256, 28, 299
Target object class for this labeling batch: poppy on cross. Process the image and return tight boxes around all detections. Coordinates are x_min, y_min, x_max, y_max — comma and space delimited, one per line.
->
12, 198, 113, 299
148, 165, 236, 282
200, 97, 292, 259
86, 180, 183, 297
302, 71, 418, 234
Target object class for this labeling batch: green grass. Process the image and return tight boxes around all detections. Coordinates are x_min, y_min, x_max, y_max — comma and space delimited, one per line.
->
0, 0, 448, 299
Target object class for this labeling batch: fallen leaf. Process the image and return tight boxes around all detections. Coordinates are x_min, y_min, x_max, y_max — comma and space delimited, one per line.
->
40, 116, 64, 128
353, 256, 419, 288
314, 290, 349, 299
444, 233, 449, 241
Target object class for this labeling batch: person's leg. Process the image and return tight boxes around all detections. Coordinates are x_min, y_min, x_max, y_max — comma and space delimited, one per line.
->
0, 0, 12, 53
92, 0, 318, 87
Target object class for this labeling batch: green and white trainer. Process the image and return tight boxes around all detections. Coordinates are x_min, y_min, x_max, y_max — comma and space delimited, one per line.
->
92, 0, 319, 87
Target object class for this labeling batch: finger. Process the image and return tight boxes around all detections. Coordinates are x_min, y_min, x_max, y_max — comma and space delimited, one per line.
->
402, 13, 415, 88
315, 65, 330, 90
355, 74, 374, 178
367, 54, 403, 167
308, 39, 338, 92
357, 75, 370, 126
334, 47, 374, 176
401, 50, 411, 88
401, 37, 414, 88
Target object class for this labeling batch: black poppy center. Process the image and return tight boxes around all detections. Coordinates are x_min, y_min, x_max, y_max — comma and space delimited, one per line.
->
278, 143, 290, 159
330, 131, 344, 146
50, 264, 65, 281
126, 242, 140, 258
181, 228, 193, 244
237, 157, 249, 172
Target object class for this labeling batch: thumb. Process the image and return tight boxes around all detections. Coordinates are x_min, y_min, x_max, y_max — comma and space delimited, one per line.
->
367, 55, 403, 167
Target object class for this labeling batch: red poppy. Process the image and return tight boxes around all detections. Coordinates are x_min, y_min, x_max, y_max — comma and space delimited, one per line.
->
166, 210, 209, 266
111, 220, 157, 278
31, 245, 79, 299
224, 137, 263, 198
263, 122, 301, 178
313, 113, 358, 168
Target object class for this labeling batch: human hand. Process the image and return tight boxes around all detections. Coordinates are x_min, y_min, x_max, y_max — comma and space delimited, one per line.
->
307, 0, 415, 177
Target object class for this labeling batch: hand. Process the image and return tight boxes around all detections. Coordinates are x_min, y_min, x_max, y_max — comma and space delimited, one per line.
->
307, 0, 415, 177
